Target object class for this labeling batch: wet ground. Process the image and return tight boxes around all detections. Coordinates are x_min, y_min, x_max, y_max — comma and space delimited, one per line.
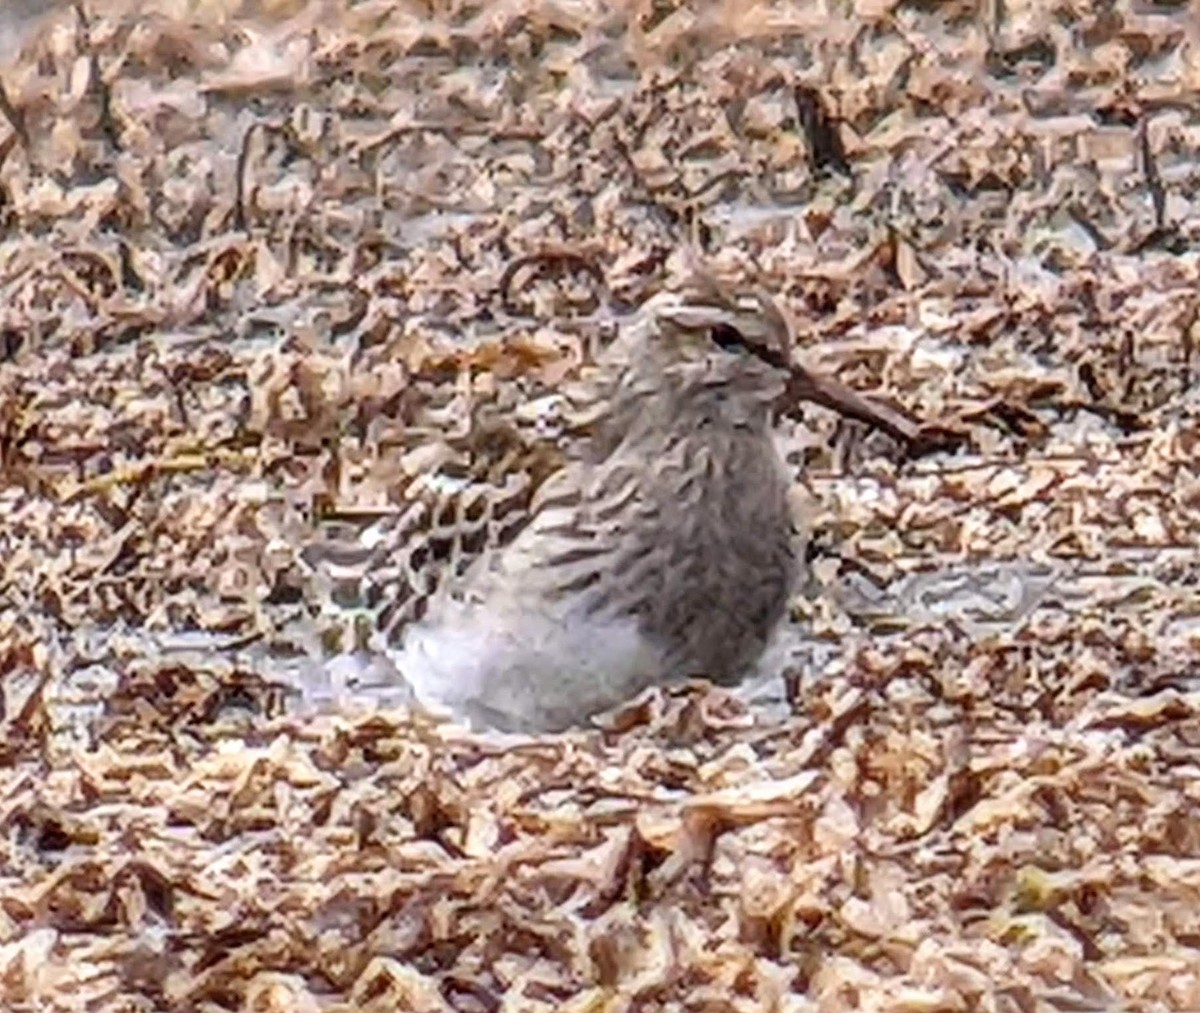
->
3, 2, 1200, 1009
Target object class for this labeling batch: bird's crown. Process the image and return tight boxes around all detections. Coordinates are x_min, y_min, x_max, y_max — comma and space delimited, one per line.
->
637, 268, 794, 376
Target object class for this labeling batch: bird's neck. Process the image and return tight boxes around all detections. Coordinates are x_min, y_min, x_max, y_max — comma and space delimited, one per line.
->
601, 375, 774, 452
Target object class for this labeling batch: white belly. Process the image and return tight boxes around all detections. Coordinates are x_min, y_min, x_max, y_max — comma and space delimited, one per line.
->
394, 599, 671, 733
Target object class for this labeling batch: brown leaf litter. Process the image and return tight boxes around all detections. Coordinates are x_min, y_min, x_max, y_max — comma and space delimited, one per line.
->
1, 0, 1200, 1009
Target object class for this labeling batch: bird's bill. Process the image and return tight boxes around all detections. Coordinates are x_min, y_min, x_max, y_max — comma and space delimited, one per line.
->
784, 365, 924, 446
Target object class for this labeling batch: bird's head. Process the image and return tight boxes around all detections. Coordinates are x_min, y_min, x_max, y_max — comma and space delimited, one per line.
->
608, 267, 926, 445
619, 270, 796, 409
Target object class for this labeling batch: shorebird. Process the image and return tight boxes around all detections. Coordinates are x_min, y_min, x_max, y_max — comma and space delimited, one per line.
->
312, 269, 923, 732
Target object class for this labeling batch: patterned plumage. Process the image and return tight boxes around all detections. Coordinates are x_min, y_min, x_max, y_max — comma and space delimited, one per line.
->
312, 270, 920, 732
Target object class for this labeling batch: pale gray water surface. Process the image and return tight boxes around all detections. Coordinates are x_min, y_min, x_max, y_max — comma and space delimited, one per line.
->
38, 541, 1191, 753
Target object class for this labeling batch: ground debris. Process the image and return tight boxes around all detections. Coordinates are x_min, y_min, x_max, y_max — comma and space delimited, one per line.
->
2, 0, 1200, 1009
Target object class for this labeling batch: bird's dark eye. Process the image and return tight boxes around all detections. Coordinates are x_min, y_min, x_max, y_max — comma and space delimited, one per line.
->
710, 323, 745, 352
